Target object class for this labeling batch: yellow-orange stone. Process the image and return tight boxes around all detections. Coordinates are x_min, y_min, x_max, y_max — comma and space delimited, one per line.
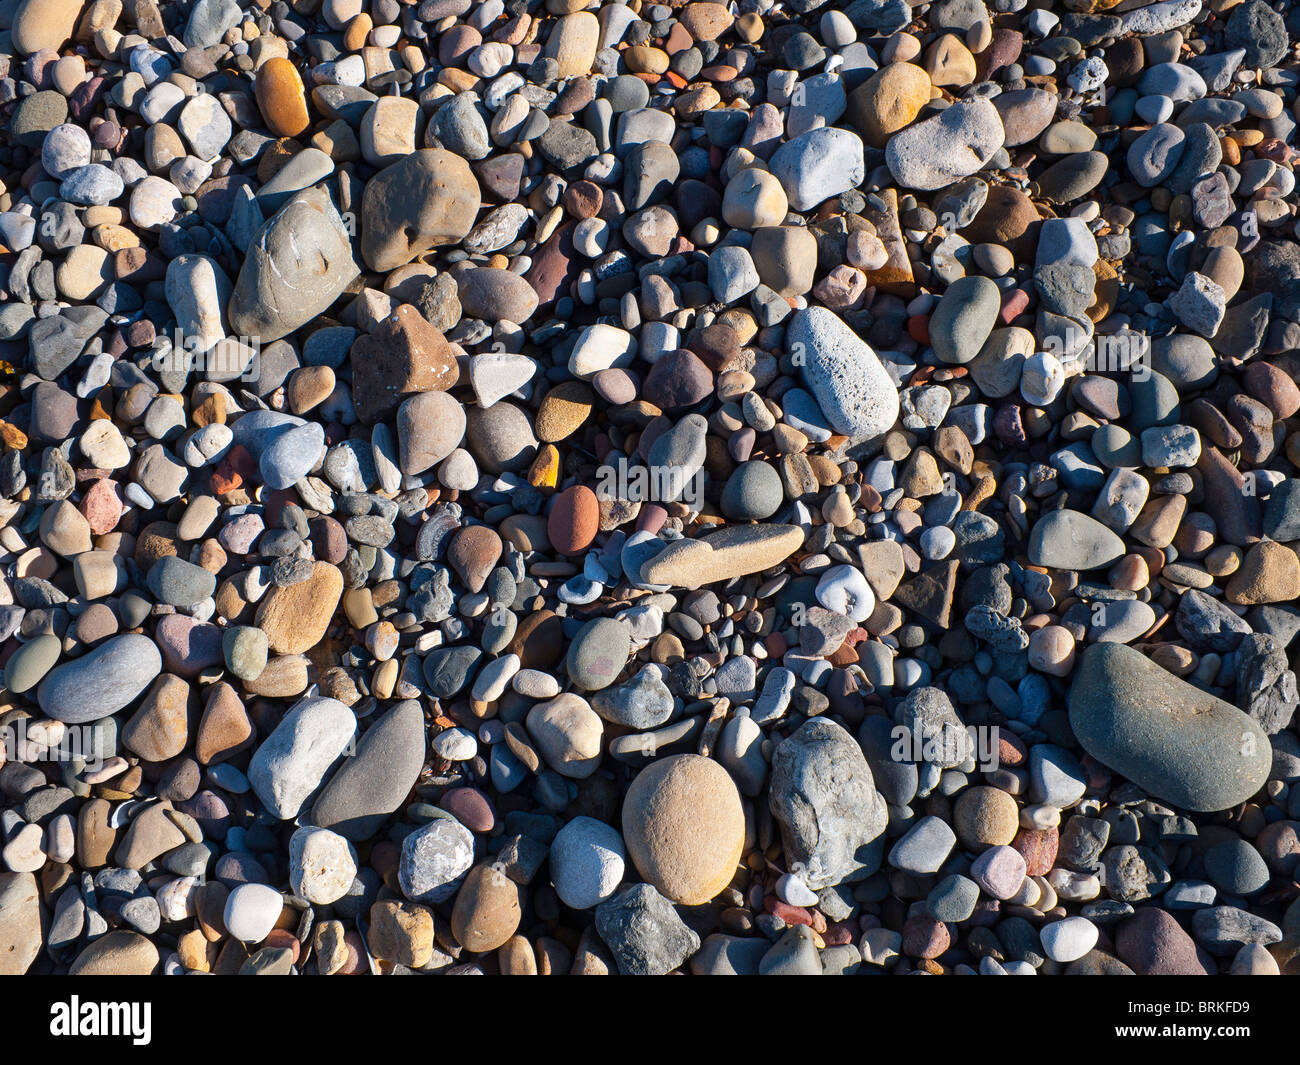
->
256, 57, 310, 138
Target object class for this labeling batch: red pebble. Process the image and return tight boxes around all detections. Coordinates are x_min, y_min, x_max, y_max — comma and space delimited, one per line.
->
997, 730, 1028, 767
263, 928, 301, 964
902, 914, 950, 959
999, 287, 1030, 323
1013, 825, 1059, 876
822, 921, 855, 947
765, 898, 814, 927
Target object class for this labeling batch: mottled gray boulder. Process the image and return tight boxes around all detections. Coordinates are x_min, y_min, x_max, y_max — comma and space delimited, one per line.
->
595, 883, 700, 976
589, 666, 673, 729
788, 306, 899, 442
1235, 633, 1298, 735
398, 816, 475, 903
422, 645, 482, 698
768, 718, 887, 889
184, 0, 242, 47
892, 686, 972, 769
1192, 906, 1283, 956
1176, 587, 1253, 652
228, 186, 360, 343
689, 933, 769, 975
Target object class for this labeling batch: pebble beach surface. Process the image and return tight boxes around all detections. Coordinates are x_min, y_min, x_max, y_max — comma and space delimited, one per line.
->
0, 0, 1298, 978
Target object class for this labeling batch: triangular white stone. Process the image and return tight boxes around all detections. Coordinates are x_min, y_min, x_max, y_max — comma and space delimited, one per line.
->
470, 352, 536, 408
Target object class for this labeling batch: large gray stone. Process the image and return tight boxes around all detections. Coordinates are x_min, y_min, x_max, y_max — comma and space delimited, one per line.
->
228, 186, 360, 343
768, 718, 887, 889
594, 883, 700, 976
885, 97, 1004, 190
311, 700, 426, 841
37, 635, 162, 724
1068, 643, 1272, 812
788, 306, 899, 442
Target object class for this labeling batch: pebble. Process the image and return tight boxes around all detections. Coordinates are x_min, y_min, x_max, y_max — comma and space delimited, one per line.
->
399, 817, 475, 903
224, 883, 285, 943
788, 307, 900, 441
248, 696, 357, 820
37, 635, 162, 724
549, 815, 626, 910
288, 827, 357, 905
771, 720, 887, 889
885, 98, 1004, 190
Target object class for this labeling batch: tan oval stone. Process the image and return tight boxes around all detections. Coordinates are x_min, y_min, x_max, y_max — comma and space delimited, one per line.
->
451, 863, 522, 953
544, 11, 599, 79
622, 754, 745, 905
11, 0, 86, 55
69, 930, 160, 975
953, 785, 1020, 849
525, 693, 603, 779
0, 872, 42, 975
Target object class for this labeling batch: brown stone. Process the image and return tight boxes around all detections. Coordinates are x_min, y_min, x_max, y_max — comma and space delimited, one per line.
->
1226, 540, 1300, 605
953, 786, 1019, 850
546, 485, 599, 555
368, 899, 435, 967
447, 526, 502, 594
1012, 825, 1059, 876
115, 803, 186, 870
506, 610, 565, 668
254, 562, 344, 654
621, 754, 745, 906
350, 304, 459, 422
450, 863, 522, 953
196, 682, 253, 764
122, 673, 191, 763
76, 798, 116, 869
848, 63, 933, 148
69, 930, 160, 975
535, 380, 594, 442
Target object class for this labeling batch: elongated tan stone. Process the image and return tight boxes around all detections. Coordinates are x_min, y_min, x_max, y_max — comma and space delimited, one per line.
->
639, 524, 804, 590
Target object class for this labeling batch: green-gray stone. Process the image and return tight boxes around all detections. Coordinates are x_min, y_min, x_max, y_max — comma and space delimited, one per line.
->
1067, 643, 1271, 813
566, 617, 631, 692
4, 634, 61, 694
223, 626, 269, 681
1028, 509, 1125, 571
